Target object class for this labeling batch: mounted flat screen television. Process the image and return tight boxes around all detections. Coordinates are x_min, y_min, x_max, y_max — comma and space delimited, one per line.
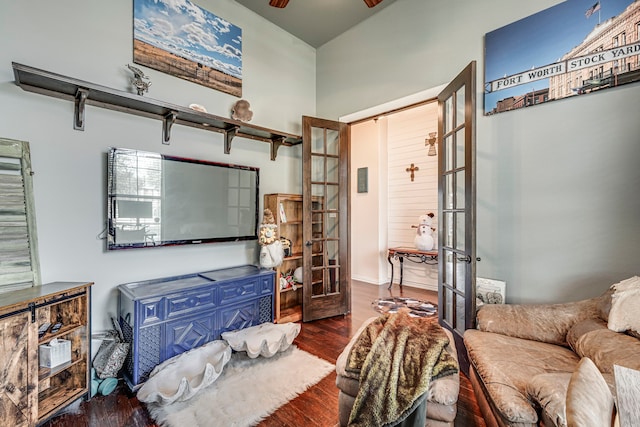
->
107, 148, 259, 250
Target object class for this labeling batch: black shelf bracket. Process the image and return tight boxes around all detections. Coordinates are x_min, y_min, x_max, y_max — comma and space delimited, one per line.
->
74, 88, 89, 131
224, 125, 239, 155
270, 136, 286, 161
162, 111, 177, 144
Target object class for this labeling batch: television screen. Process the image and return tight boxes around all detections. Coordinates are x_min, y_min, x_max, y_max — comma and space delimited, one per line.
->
107, 148, 259, 250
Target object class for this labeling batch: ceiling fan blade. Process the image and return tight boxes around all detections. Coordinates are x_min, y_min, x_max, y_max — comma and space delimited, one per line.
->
269, 0, 289, 8
363, 0, 383, 7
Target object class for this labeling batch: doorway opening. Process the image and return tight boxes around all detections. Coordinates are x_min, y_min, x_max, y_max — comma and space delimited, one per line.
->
346, 97, 439, 291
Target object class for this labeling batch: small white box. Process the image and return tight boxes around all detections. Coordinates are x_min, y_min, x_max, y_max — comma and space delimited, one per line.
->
39, 339, 72, 368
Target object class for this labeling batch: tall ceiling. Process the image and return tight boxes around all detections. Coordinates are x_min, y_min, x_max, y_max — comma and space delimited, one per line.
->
234, 0, 398, 48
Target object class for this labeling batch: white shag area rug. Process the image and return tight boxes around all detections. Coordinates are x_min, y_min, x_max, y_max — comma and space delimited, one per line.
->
146, 345, 334, 427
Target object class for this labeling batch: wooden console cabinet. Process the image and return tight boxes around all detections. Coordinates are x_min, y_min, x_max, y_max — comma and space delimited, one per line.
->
118, 264, 274, 389
0, 281, 92, 426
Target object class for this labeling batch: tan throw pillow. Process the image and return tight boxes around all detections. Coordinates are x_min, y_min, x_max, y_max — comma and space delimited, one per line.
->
566, 357, 615, 427
608, 276, 640, 334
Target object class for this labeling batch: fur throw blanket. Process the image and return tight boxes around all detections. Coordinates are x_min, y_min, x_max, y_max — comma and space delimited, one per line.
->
345, 310, 458, 427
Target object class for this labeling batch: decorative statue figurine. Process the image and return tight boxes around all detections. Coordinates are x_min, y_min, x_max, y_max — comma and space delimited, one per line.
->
126, 64, 151, 96
258, 208, 284, 268
414, 212, 436, 251
231, 99, 253, 122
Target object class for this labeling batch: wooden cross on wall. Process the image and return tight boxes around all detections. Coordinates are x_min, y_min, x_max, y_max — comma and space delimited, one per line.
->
406, 163, 419, 182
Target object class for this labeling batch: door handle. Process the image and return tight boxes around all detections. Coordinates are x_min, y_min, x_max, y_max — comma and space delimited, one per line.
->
457, 255, 482, 263
305, 241, 313, 247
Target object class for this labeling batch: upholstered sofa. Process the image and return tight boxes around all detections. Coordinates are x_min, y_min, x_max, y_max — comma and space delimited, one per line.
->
335, 316, 460, 427
464, 277, 640, 427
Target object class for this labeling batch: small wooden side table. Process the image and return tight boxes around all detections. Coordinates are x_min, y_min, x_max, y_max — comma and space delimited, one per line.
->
387, 247, 438, 290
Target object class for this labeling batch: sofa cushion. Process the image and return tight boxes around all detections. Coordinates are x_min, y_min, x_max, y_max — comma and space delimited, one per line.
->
566, 318, 608, 351
571, 325, 640, 374
526, 373, 571, 427
464, 329, 580, 424
476, 299, 600, 347
566, 358, 615, 427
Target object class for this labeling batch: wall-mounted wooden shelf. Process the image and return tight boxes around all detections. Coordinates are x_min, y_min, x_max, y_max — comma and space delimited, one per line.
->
12, 62, 302, 160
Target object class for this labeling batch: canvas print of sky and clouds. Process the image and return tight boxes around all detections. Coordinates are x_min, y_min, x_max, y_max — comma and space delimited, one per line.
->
133, 0, 242, 97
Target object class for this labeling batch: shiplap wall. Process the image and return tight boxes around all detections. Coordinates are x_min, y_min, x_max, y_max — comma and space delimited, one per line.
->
387, 102, 438, 289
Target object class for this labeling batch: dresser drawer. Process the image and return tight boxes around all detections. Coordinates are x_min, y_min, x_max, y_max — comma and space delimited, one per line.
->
218, 278, 260, 305
166, 289, 216, 318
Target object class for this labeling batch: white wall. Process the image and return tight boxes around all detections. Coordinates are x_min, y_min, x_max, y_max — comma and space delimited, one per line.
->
321, 0, 640, 303
0, 0, 316, 331
386, 103, 438, 289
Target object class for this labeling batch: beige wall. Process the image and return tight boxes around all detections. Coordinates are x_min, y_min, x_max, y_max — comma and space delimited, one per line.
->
350, 120, 385, 284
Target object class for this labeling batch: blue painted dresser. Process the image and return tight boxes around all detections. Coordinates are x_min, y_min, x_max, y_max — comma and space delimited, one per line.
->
117, 264, 274, 389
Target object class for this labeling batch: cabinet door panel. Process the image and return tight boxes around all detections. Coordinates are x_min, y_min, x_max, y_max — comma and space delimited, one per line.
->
0, 311, 36, 427
165, 312, 217, 359
219, 300, 259, 334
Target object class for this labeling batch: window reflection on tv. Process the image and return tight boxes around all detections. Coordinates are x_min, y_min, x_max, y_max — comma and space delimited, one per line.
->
107, 148, 259, 250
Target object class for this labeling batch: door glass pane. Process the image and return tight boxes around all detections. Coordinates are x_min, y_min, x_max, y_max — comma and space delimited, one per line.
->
327, 157, 339, 183
455, 128, 466, 169
311, 183, 324, 198
455, 212, 465, 251
328, 266, 339, 293
445, 174, 454, 209
312, 203, 323, 244
444, 212, 453, 248
455, 295, 466, 334
456, 87, 465, 128
327, 184, 339, 211
311, 155, 325, 181
327, 129, 339, 156
327, 240, 339, 267
311, 267, 324, 297
444, 97, 453, 133
455, 255, 466, 291
455, 170, 465, 209
444, 250, 454, 285
325, 213, 339, 239
445, 134, 454, 172
312, 240, 324, 260
311, 127, 324, 154
445, 288, 454, 325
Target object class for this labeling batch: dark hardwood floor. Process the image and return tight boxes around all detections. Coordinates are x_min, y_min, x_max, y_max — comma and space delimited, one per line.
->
41, 281, 486, 427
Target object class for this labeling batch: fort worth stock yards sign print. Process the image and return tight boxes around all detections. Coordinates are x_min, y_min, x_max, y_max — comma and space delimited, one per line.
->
484, 0, 640, 115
